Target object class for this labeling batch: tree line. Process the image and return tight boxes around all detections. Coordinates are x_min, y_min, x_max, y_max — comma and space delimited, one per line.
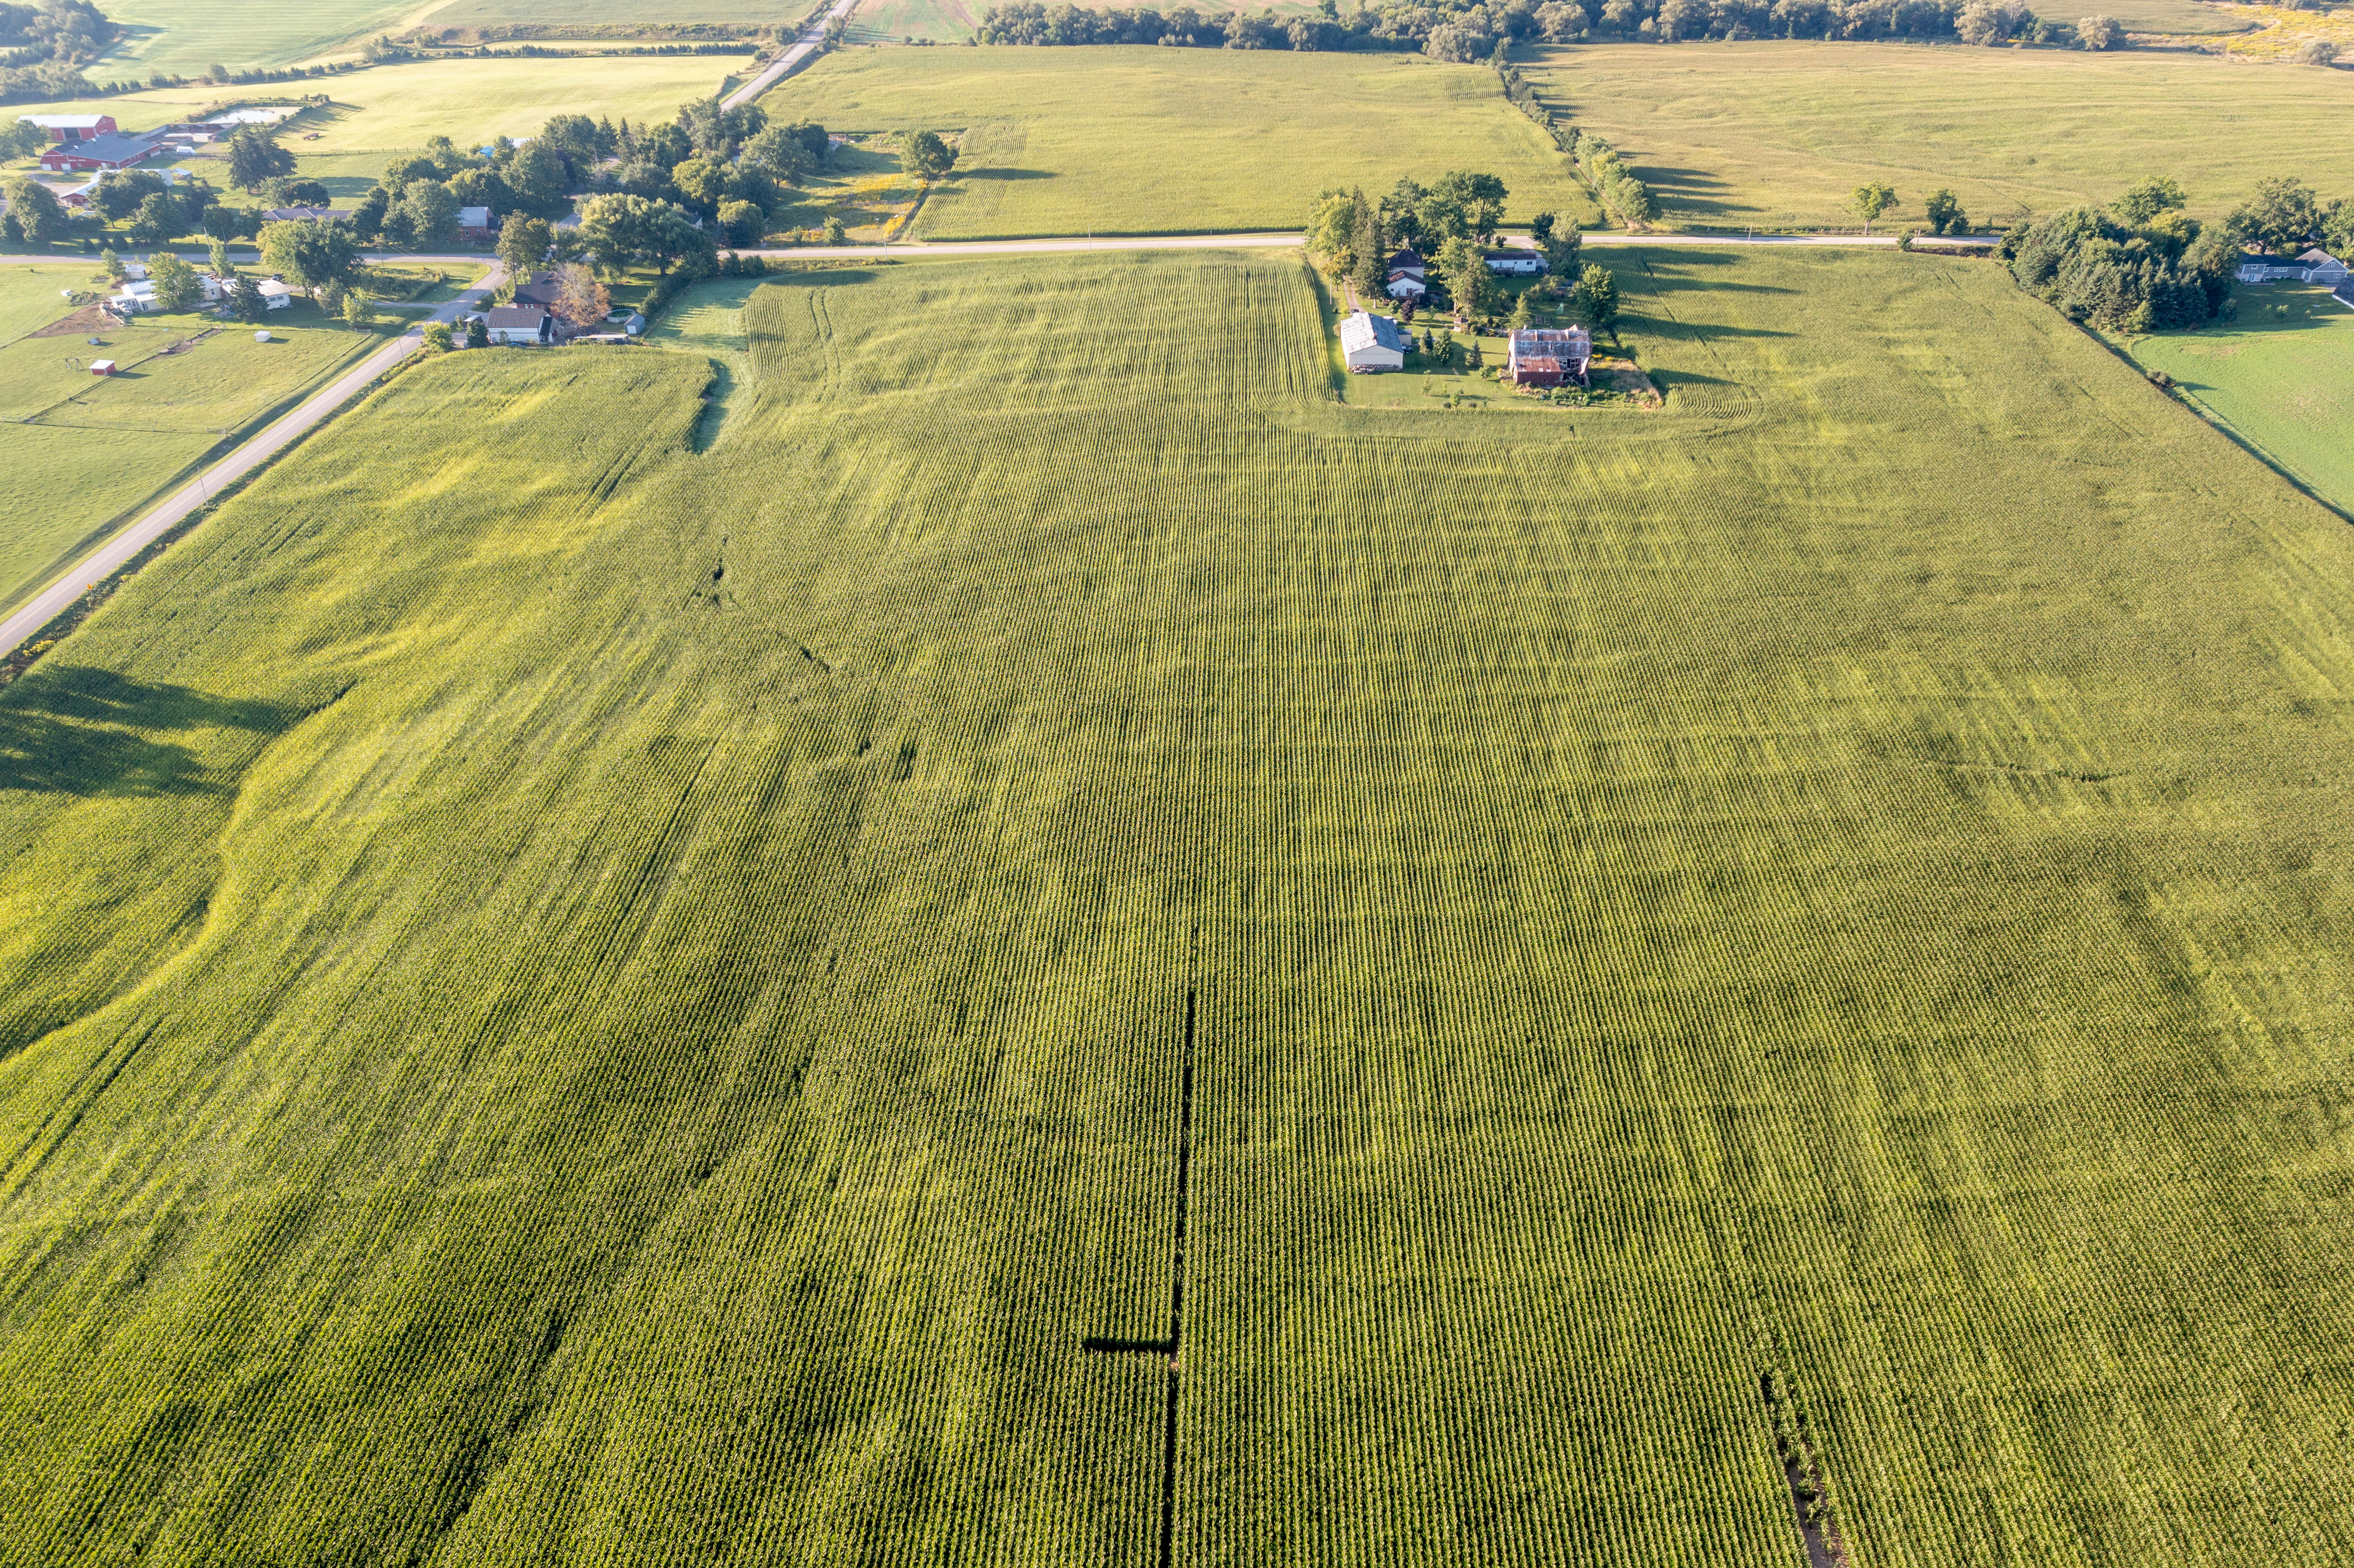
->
973, 0, 2132, 58
1996, 177, 2354, 335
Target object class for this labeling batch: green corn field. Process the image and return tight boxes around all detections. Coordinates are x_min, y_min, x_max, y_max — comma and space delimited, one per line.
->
3, 248, 2354, 1566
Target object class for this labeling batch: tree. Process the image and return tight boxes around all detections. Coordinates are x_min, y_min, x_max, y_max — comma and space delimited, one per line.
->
551, 262, 610, 331
2293, 39, 2338, 65
2111, 176, 2186, 226
262, 176, 330, 208
209, 237, 234, 277
822, 213, 848, 245
4, 118, 48, 162
1955, 0, 2029, 44
422, 321, 454, 352
258, 218, 358, 299
1433, 171, 1509, 243
741, 124, 816, 182
679, 95, 765, 158
1535, 211, 1582, 277
2229, 176, 2322, 253
93, 170, 166, 224
150, 250, 199, 311
1849, 181, 1897, 235
229, 274, 265, 322
577, 193, 712, 277
129, 191, 189, 244
101, 246, 125, 281
1508, 289, 1532, 330
466, 313, 489, 348
670, 156, 732, 215
0, 177, 66, 245
2077, 14, 2122, 48
1922, 189, 1968, 236
501, 142, 573, 220
398, 180, 460, 247
898, 129, 958, 182
497, 214, 552, 277
1436, 234, 1494, 320
1572, 261, 1619, 337
341, 289, 377, 331
423, 134, 468, 177
226, 127, 296, 193
1347, 185, 1385, 300
200, 203, 252, 241
717, 199, 765, 247
1305, 188, 1360, 274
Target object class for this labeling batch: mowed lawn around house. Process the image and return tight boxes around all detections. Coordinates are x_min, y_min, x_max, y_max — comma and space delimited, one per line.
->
2126, 284, 2354, 512
8, 247, 2354, 1566
0, 268, 382, 613
1521, 41, 2354, 230
770, 46, 1603, 236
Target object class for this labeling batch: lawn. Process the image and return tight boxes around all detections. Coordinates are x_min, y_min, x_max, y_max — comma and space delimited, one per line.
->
1520, 40, 2354, 230
769, 45, 1604, 236
0, 266, 382, 613
2125, 283, 2354, 512
84, 0, 423, 81
6, 246, 2354, 1565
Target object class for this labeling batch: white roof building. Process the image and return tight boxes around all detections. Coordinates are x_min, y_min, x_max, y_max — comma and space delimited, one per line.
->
456, 205, 492, 231
207, 107, 297, 126
1339, 309, 1408, 373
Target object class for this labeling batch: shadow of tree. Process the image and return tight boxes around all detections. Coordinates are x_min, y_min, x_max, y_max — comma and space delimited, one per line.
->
0, 666, 289, 798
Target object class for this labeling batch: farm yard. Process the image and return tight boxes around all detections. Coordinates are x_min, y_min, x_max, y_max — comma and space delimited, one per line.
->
6, 246, 2354, 1565
769, 46, 1602, 236
0, 265, 381, 614
2126, 283, 2354, 513
1520, 42, 2354, 231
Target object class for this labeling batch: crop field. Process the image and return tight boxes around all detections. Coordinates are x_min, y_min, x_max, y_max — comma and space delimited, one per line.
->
6, 246, 2354, 1565
10, 55, 732, 175
771, 46, 1604, 236
87, 0, 423, 81
0, 269, 377, 612
845, 0, 988, 44
2108, 0, 2266, 30
2125, 284, 2354, 513
1520, 41, 2354, 230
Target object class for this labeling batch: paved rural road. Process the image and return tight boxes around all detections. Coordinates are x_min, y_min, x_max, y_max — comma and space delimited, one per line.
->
734, 230, 1983, 261
0, 263, 506, 659
722, 0, 862, 112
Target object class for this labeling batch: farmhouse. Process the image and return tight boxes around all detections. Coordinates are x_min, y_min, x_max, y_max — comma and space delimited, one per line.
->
2237, 249, 2347, 285
1385, 246, 1427, 300
484, 305, 555, 345
1483, 249, 1545, 276
1505, 325, 1592, 387
255, 279, 293, 310
456, 205, 495, 242
23, 114, 117, 141
39, 133, 163, 173
1339, 308, 1409, 372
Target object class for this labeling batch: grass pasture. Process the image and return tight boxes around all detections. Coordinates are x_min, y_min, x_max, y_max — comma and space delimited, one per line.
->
7, 248, 2354, 1564
2127, 284, 2354, 512
1522, 41, 2354, 230
0, 266, 380, 612
402, 0, 798, 25
770, 45, 1604, 236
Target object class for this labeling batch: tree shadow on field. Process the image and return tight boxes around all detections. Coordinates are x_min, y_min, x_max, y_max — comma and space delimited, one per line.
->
0, 666, 289, 798
1635, 165, 1743, 219
957, 167, 1057, 181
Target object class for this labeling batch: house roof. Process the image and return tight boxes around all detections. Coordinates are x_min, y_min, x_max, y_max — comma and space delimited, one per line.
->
456, 205, 492, 228
1386, 247, 1424, 271
42, 133, 159, 165
2296, 248, 2340, 267
25, 115, 111, 128
486, 305, 551, 330
1339, 310, 1408, 355
511, 271, 562, 306
1508, 327, 1591, 359
260, 207, 344, 223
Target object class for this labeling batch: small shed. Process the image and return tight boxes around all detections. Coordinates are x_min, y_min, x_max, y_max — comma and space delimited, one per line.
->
1339, 309, 1408, 373
1483, 249, 1546, 276
89, 359, 116, 375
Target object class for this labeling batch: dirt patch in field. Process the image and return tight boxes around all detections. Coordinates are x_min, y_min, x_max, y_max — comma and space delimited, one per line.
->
1595, 358, 1664, 406
31, 304, 119, 340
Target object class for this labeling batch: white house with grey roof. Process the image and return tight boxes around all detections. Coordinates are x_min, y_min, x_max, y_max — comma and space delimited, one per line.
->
1339, 309, 1409, 372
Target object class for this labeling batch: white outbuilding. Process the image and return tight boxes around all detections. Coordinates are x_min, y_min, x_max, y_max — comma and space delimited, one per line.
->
1339, 309, 1408, 373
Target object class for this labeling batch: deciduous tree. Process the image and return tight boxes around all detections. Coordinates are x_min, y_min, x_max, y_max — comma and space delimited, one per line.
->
226, 127, 295, 193
1849, 181, 1897, 235
1572, 261, 1619, 336
898, 129, 958, 182
0, 176, 65, 244
149, 250, 199, 311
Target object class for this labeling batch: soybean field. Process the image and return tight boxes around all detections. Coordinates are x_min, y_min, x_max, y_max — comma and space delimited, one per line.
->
4, 249, 2354, 1566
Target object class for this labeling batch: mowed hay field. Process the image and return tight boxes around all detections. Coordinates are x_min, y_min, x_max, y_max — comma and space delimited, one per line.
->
86, 0, 420, 81
2127, 285, 2354, 511
10, 56, 735, 165
11, 248, 2354, 1565
0, 268, 377, 614
1523, 42, 2354, 229
771, 47, 1604, 235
